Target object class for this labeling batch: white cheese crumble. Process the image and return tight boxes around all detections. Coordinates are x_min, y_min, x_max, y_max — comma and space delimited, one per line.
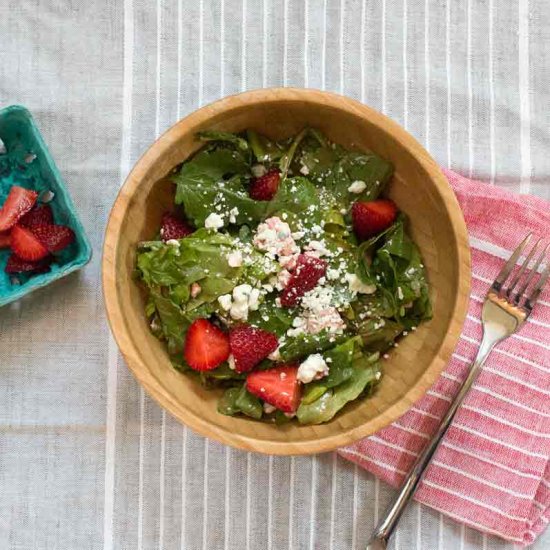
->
267, 346, 281, 361
228, 354, 236, 370
229, 207, 239, 224
348, 180, 367, 194
345, 273, 377, 295
166, 239, 180, 247
220, 284, 261, 320
297, 354, 329, 383
305, 240, 330, 258
253, 216, 299, 259
299, 163, 310, 175
226, 250, 243, 267
205, 212, 224, 230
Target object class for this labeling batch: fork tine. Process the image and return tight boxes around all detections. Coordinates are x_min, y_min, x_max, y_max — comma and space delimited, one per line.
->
492, 233, 532, 291
524, 260, 550, 310
514, 243, 549, 304
505, 238, 540, 297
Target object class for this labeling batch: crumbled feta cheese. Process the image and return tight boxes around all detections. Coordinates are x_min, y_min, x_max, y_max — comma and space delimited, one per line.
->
279, 253, 299, 269
218, 294, 233, 311
268, 347, 281, 361
228, 354, 236, 370
397, 286, 404, 300
327, 268, 340, 281
383, 353, 390, 359
262, 284, 274, 293
229, 207, 239, 224
299, 163, 310, 175
205, 212, 224, 230
292, 231, 305, 240
277, 269, 292, 289
263, 402, 277, 414
190, 282, 201, 298
219, 285, 261, 320
311, 224, 323, 236
251, 164, 267, 178
345, 273, 376, 295
348, 180, 367, 194
305, 240, 330, 258
253, 217, 299, 260
340, 208, 347, 215
297, 354, 329, 383
227, 250, 243, 267
166, 239, 180, 247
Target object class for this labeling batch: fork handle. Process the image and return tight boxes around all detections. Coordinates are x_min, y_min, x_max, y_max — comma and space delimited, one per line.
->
368, 331, 498, 546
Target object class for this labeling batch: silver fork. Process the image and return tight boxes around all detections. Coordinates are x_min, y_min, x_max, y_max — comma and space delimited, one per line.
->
366, 233, 550, 550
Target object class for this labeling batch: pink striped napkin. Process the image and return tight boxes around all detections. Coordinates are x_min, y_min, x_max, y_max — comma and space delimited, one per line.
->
339, 170, 550, 546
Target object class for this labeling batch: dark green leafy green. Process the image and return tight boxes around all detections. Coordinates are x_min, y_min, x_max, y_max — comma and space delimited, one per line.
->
297, 358, 382, 424
198, 130, 249, 151
218, 385, 263, 419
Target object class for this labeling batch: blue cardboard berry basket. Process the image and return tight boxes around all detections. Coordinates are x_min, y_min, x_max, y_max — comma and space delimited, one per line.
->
0, 105, 92, 307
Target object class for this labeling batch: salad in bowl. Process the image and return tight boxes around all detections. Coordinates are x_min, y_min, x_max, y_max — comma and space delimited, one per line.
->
135, 128, 431, 425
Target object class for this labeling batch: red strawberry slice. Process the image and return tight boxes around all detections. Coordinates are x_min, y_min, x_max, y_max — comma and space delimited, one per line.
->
0, 186, 38, 231
246, 363, 302, 413
5, 253, 52, 274
184, 318, 230, 371
249, 169, 281, 201
229, 324, 278, 373
0, 231, 11, 249
351, 199, 398, 241
280, 254, 327, 307
161, 212, 193, 241
20, 204, 54, 228
31, 224, 75, 252
10, 225, 49, 261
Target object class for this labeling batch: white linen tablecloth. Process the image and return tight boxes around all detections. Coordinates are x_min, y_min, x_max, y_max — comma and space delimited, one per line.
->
0, 1, 549, 549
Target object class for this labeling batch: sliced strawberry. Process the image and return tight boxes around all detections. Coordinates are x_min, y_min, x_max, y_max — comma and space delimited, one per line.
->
280, 254, 327, 307
5, 253, 52, 274
351, 199, 398, 241
160, 212, 193, 241
0, 231, 11, 249
0, 186, 38, 231
19, 204, 54, 228
31, 224, 75, 252
249, 169, 281, 201
184, 319, 230, 371
246, 363, 302, 413
10, 225, 49, 261
229, 324, 278, 373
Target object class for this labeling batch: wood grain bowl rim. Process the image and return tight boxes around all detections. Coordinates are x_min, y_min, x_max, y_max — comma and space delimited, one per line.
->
102, 88, 471, 455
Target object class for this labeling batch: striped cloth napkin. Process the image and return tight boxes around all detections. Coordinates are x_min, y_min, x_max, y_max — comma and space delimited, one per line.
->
339, 170, 550, 546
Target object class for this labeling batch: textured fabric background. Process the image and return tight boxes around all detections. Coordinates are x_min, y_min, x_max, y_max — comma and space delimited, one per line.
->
0, 1, 549, 549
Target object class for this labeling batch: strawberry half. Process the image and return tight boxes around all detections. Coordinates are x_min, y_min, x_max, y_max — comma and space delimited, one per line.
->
280, 254, 327, 307
184, 318, 230, 371
0, 186, 38, 231
31, 224, 75, 252
249, 169, 281, 201
229, 324, 278, 373
351, 199, 397, 241
5, 253, 52, 274
20, 204, 54, 228
0, 231, 11, 249
10, 225, 49, 261
161, 212, 193, 241
246, 363, 302, 413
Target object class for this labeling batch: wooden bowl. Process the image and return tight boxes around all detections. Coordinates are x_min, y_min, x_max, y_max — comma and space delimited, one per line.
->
103, 88, 470, 455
